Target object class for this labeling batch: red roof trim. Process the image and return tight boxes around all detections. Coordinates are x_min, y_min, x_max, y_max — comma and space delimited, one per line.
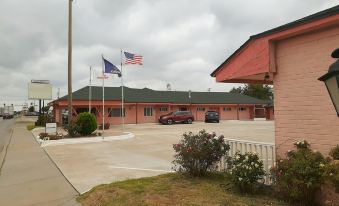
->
211, 5, 339, 78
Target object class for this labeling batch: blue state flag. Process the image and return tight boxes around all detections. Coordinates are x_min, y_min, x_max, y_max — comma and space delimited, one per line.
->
102, 57, 122, 77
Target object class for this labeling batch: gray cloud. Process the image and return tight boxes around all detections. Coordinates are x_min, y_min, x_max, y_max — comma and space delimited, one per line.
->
0, 0, 338, 107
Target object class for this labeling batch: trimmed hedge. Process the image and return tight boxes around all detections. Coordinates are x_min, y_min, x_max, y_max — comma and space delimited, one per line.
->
76, 112, 97, 136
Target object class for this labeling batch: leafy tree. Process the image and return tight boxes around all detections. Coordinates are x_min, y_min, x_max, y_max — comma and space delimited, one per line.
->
229, 84, 273, 100
229, 86, 243, 94
28, 106, 35, 112
42, 106, 50, 113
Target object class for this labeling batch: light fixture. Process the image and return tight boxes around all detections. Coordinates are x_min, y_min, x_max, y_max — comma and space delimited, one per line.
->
318, 48, 339, 116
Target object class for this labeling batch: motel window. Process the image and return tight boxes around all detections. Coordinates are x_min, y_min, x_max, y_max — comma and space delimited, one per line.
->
223, 107, 231, 111
144, 107, 153, 116
159, 107, 168, 112
109, 108, 125, 117
197, 107, 205, 111
239, 107, 246, 111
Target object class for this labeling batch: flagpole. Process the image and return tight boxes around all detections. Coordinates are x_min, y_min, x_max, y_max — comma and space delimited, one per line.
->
101, 55, 105, 139
120, 49, 125, 132
89, 66, 92, 113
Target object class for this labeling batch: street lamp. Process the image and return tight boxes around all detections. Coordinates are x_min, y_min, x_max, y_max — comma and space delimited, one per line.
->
318, 48, 339, 116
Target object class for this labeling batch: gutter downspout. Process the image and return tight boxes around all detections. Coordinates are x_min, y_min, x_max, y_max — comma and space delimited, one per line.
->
135, 103, 138, 124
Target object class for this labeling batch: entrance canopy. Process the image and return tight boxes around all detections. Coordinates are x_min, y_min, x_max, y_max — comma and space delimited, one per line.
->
211, 6, 339, 84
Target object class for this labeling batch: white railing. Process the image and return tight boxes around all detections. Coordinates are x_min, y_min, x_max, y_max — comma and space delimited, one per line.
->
218, 139, 276, 184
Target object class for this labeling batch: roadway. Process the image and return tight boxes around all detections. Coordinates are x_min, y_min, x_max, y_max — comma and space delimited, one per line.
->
0, 118, 14, 154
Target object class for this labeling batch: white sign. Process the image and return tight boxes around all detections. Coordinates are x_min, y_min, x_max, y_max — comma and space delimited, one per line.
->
45, 123, 57, 134
28, 82, 52, 100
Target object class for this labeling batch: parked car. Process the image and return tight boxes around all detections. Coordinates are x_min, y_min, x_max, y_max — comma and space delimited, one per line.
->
26, 111, 38, 116
205, 111, 219, 123
159, 111, 194, 125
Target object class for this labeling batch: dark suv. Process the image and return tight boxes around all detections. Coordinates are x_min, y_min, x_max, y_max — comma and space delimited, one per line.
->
159, 111, 194, 125
205, 111, 219, 123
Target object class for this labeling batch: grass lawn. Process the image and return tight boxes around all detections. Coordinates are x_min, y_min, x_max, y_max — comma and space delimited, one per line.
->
77, 173, 287, 206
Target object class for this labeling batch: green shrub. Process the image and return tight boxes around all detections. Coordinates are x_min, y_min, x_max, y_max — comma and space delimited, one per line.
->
330, 145, 339, 160
325, 162, 339, 193
64, 121, 80, 137
172, 130, 230, 177
271, 140, 326, 206
39, 132, 48, 139
228, 152, 265, 193
35, 114, 53, 126
76, 112, 97, 136
27, 124, 35, 131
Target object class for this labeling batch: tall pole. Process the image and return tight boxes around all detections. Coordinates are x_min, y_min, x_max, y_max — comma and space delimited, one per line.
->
120, 49, 125, 131
67, 0, 73, 125
89, 66, 92, 113
102, 56, 105, 139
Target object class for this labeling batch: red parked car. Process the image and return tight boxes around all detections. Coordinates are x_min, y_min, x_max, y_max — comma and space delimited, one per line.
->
159, 111, 194, 125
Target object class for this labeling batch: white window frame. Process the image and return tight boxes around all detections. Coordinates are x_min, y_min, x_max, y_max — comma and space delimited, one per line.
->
144, 107, 153, 117
109, 108, 125, 117
197, 107, 205, 111
223, 107, 232, 111
159, 107, 168, 112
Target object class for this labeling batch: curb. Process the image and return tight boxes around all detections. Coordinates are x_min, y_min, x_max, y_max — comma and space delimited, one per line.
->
29, 130, 81, 196
29, 128, 135, 196
41, 132, 135, 147
32, 128, 135, 147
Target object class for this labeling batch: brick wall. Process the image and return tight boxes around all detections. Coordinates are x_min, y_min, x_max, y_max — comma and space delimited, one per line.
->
274, 25, 339, 157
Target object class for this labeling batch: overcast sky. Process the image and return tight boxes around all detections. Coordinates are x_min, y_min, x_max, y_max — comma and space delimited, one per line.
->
0, 0, 338, 107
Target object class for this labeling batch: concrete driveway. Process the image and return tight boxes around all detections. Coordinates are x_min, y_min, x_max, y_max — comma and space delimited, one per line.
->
44, 120, 274, 193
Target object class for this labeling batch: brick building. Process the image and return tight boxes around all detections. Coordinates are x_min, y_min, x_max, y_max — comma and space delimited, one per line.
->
211, 6, 339, 156
50, 86, 266, 125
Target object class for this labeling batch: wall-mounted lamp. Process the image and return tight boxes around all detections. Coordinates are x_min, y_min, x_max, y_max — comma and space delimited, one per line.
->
318, 48, 339, 116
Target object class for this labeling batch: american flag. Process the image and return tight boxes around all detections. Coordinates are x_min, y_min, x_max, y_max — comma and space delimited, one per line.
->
124, 51, 143, 65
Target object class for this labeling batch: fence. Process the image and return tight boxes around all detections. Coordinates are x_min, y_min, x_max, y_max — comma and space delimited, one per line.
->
218, 138, 276, 184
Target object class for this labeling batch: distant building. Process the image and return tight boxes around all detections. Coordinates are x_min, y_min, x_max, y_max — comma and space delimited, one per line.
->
50, 86, 267, 125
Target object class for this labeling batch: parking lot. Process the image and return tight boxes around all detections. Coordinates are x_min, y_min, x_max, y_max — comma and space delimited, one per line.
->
44, 120, 274, 193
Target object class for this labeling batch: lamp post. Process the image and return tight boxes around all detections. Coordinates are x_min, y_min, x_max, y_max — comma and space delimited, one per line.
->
318, 48, 339, 116
67, 0, 73, 125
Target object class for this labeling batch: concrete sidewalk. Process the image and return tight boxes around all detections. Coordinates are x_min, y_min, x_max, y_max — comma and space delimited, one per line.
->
0, 122, 80, 206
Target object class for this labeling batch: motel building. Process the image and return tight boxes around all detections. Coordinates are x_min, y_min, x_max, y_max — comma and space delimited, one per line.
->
50, 86, 267, 126
211, 5, 339, 157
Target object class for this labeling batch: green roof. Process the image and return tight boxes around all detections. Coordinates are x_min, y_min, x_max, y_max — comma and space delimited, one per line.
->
59, 86, 266, 105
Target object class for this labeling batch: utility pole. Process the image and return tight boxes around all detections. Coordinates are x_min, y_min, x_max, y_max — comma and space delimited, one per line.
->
89, 66, 92, 113
67, 0, 73, 125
